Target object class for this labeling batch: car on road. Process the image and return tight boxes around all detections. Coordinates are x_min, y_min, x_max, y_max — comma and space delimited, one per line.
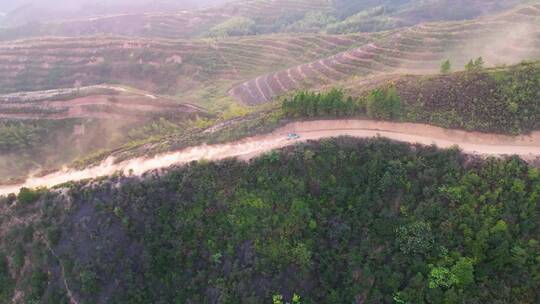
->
287, 133, 300, 140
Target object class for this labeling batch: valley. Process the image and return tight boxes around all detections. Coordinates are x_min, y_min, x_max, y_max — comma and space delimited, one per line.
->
0, 1, 539, 303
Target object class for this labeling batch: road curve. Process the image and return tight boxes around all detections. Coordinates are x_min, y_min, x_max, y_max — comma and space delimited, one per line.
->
2, 119, 540, 195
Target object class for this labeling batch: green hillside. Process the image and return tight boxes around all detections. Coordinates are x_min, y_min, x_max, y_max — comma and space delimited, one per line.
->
1, 138, 539, 303
347, 61, 540, 134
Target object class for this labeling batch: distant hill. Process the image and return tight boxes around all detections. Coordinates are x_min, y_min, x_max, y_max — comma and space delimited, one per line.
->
230, 3, 540, 104
0, 0, 232, 27
0, 0, 529, 39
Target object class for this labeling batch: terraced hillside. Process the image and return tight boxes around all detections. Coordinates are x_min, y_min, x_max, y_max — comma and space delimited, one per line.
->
230, 3, 540, 104
0, 0, 527, 41
0, 0, 331, 40
0, 33, 373, 100
0, 86, 203, 120
0, 85, 208, 182
1, 1, 539, 183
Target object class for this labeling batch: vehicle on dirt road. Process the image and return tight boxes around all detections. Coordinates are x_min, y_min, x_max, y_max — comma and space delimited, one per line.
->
287, 133, 300, 140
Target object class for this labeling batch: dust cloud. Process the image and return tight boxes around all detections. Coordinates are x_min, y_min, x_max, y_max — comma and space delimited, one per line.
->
453, 19, 540, 67
3, 119, 540, 196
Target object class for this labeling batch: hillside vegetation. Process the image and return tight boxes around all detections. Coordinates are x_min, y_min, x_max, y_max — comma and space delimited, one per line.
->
0, 33, 370, 97
55, 60, 540, 172
356, 61, 540, 134
1, 138, 539, 303
1, 2, 540, 303
281, 61, 540, 134
0, 0, 527, 40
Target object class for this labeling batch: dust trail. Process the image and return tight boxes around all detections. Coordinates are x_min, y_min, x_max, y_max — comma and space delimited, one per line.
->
3, 119, 540, 196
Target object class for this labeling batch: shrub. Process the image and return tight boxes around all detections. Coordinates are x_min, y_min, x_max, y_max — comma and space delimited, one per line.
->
17, 187, 41, 205
287, 11, 337, 33
440, 59, 452, 74
80, 268, 100, 294
465, 57, 484, 71
25, 270, 48, 302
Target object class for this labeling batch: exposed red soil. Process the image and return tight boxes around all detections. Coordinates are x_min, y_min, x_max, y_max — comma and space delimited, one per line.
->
4, 118, 540, 195
0, 33, 367, 96
0, 94, 201, 120
229, 6, 540, 105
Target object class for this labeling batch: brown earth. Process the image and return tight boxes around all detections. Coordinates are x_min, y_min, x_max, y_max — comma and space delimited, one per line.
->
0, 95, 199, 120
229, 4, 540, 105
3, 119, 540, 195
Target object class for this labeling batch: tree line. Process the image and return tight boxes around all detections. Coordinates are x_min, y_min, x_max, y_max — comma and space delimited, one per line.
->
282, 87, 402, 120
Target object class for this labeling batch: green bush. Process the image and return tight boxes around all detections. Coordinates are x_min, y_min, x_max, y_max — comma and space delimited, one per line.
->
465, 57, 484, 71
80, 268, 100, 294
287, 11, 337, 33
25, 270, 48, 302
17, 187, 41, 205
440, 59, 452, 74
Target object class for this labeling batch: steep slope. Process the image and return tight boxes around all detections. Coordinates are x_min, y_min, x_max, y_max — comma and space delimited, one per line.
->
0, 139, 539, 303
230, 3, 540, 104
0, 85, 208, 182
1, 3, 537, 106
0, 33, 372, 98
1, 60, 538, 193
343, 61, 540, 134
0, 30, 374, 181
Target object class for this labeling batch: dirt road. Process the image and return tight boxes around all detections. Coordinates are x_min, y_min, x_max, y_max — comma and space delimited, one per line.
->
2, 119, 540, 195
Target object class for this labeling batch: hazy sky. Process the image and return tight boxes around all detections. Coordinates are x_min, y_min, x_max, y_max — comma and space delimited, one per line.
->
0, 0, 231, 12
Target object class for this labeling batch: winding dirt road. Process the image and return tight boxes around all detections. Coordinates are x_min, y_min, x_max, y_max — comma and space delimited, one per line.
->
2, 119, 540, 195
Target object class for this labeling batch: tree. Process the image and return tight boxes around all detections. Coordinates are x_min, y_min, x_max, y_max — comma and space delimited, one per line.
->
440, 59, 452, 74
281, 88, 357, 117
474, 57, 484, 69
17, 187, 41, 205
429, 258, 474, 290
429, 267, 457, 289
451, 258, 474, 287
465, 57, 484, 71
465, 60, 475, 71
0, 252, 13, 302
396, 221, 434, 255
273, 294, 284, 304
80, 268, 100, 294
366, 87, 402, 120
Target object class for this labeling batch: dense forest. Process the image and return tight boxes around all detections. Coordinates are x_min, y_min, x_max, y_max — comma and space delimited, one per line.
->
1, 138, 539, 303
